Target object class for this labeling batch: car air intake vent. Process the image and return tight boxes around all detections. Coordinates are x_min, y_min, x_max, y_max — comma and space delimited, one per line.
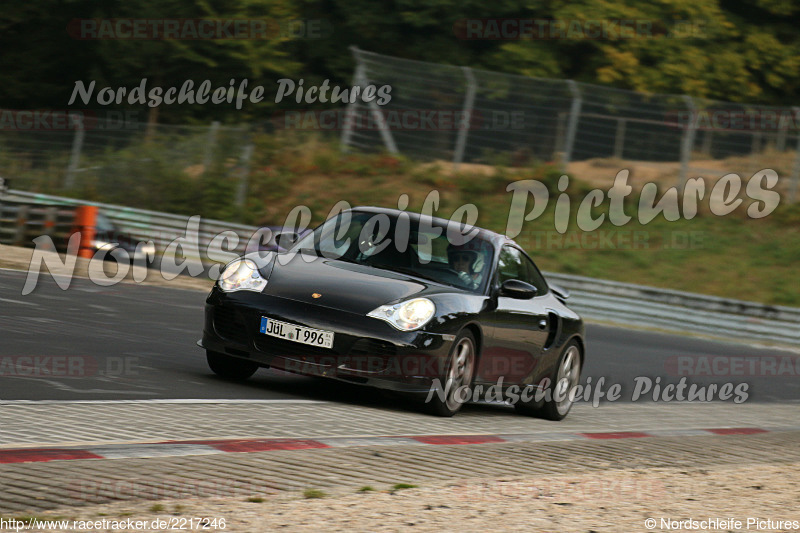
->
214, 307, 248, 344
544, 311, 559, 350
349, 339, 397, 357
254, 336, 336, 358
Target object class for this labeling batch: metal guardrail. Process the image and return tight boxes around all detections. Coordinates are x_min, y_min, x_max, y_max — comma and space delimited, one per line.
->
2, 189, 256, 259
0, 200, 76, 250
545, 272, 800, 346
3, 189, 799, 345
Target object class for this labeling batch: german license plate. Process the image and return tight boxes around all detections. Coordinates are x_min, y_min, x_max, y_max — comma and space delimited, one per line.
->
260, 317, 334, 349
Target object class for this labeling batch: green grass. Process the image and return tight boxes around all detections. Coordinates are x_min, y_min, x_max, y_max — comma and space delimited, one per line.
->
22, 132, 800, 306
357, 486, 375, 493
391, 483, 418, 491
256, 140, 800, 306
246, 496, 265, 503
148, 504, 165, 513
303, 489, 327, 499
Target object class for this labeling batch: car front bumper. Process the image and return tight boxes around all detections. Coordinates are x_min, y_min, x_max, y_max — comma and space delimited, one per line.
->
200, 288, 456, 393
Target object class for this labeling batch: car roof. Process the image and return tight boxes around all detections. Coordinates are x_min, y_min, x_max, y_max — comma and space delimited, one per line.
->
348, 206, 518, 249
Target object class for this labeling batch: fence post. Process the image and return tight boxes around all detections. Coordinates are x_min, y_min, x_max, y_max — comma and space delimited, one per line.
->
701, 130, 713, 156
13, 204, 28, 246
776, 114, 788, 152
64, 114, 85, 190
750, 132, 762, 156
562, 80, 582, 171
679, 95, 697, 190
341, 46, 364, 153
340, 63, 363, 153
789, 107, 800, 204
453, 67, 477, 170
234, 138, 254, 212
203, 121, 220, 174
613, 118, 626, 159
554, 112, 566, 155
348, 53, 400, 155
43, 206, 57, 240
0, 203, 6, 244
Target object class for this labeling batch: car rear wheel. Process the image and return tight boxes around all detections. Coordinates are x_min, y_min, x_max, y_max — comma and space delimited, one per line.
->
425, 330, 476, 417
206, 350, 259, 381
515, 340, 581, 421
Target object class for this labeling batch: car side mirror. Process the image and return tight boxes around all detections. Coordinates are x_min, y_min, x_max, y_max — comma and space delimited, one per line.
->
500, 279, 537, 300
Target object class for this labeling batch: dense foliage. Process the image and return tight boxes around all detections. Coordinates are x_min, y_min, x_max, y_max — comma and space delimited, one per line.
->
2, 0, 798, 124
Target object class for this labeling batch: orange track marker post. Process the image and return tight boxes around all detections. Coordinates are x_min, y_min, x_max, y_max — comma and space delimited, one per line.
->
73, 205, 98, 259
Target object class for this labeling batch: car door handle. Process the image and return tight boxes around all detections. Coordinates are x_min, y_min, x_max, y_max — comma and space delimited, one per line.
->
538, 319, 548, 330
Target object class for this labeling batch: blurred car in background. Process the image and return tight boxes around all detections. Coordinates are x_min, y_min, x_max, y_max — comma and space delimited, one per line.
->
89, 211, 155, 263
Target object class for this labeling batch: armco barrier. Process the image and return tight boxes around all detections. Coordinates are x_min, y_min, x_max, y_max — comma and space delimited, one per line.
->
2, 189, 799, 346
545, 272, 800, 346
1, 189, 256, 260
0, 200, 76, 250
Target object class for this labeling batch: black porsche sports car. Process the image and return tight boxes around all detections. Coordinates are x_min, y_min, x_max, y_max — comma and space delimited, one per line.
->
199, 206, 585, 418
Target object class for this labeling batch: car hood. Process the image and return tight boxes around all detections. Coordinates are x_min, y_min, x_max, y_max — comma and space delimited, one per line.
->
262, 254, 440, 315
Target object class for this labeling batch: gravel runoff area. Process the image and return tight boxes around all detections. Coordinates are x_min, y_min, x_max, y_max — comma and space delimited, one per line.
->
0, 244, 213, 292
6, 462, 799, 532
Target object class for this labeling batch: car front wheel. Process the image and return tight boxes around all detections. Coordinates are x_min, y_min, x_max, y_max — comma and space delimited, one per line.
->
515, 340, 582, 421
206, 350, 259, 381
424, 330, 476, 417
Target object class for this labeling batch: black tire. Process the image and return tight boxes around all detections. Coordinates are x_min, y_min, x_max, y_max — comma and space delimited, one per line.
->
206, 350, 259, 381
515, 340, 582, 421
424, 330, 477, 417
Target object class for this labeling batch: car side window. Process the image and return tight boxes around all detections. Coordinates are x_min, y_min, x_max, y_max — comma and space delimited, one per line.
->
498, 245, 548, 293
520, 252, 548, 293
497, 245, 524, 284
95, 213, 116, 233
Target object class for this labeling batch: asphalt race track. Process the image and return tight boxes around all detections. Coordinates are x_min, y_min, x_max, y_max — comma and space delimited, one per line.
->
1, 268, 798, 405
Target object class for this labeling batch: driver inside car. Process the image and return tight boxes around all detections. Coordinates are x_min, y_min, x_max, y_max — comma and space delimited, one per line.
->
447, 245, 483, 290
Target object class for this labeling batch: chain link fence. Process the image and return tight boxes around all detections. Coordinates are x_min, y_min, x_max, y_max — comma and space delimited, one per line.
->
1, 47, 798, 209
342, 47, 800, 202
0, 114, 255, 214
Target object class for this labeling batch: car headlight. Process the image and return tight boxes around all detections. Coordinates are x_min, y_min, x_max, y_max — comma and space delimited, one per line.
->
218, 258, 267, 293
139, 242, 156, 256
90, 239, 115, 250
367, 297, 436, 331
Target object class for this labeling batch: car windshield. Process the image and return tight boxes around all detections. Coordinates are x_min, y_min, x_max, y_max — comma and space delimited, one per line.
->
95, 213, 116, 233
292, 211, 494, 293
